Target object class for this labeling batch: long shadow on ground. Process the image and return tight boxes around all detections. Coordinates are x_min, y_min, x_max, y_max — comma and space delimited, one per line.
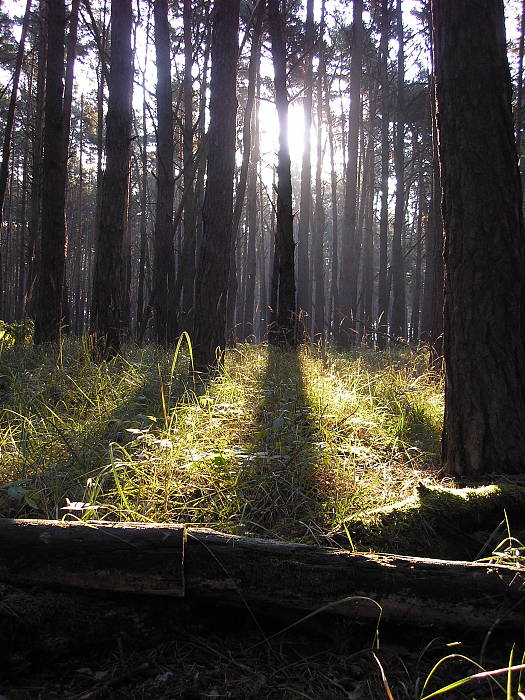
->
235, 346, 327, 541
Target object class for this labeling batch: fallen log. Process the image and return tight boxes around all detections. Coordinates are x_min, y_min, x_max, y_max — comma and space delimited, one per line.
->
0, 518, 523, 630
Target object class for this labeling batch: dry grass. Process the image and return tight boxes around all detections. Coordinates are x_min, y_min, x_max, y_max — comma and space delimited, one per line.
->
0, 339, 445, 545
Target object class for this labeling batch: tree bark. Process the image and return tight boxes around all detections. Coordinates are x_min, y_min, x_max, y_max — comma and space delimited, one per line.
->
390, 0, 407, 342
90, 0, 133, 360
152, 0, 176, 346
229, 1, 264, 343
433, 0, 525, 475
25, 0, 48, 319
193, 0, 240, 374
0, 519, 523, 631
377, 0, 390, 349
268, 0, 297, 348
296, 0, 315, 334
337, 0, 363, 348
180, 0, 196, 334
34, 0, 67, 344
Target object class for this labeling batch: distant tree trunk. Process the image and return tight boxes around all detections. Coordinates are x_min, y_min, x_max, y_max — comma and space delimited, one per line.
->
420, 69, 444, 367
324, 71, 338, 342
229, 0, 264, 343
25, 0, 47, 318
360, 105, 376, 345
243, 98, 260, 341
338, 0, 363, 347
34, 0, 66, 344
433, 0, 525, 475
136, 87, 149, 335
377, 0, 390, 349
410, 143, 425, 343
180, 0, 196, 334
0, 0, 32, 227
312, 1, 326, 342
516, 0, 525, 207
0, 0, 32, 315
152, 0, 176, 346
90, 0, 133, 360
193, 0, 240, 373
390, 0, 406, 342
267, 0, 297, 348
296, 0, 315, 334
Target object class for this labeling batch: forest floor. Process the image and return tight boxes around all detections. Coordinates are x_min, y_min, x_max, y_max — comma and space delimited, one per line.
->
0, 338, 523, 699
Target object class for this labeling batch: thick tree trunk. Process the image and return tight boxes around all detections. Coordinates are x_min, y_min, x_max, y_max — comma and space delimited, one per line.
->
433, 0, 525, 475
34, 0, 67, 344
193, 0, 240, 373
338, 0, 363, 348
268, 0, 297, 348
90, 0, 133, 360
0, 519, 523, 631
153, 0, 176, 346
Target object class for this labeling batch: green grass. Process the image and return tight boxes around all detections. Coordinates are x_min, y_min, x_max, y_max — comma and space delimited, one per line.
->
0, 338, 445, 543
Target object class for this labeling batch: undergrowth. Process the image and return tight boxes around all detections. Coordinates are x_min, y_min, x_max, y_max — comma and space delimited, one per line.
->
0, 338, 444, 543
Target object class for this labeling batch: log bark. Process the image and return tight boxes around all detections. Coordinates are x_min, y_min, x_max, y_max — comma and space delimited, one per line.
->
0, 519, 523, 631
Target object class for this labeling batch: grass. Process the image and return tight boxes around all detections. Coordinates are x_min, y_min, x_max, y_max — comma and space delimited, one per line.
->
2, 337, 525, 699
0, 337, 445, 544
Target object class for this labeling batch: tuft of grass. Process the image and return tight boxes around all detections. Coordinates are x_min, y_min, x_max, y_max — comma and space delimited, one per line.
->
0, 340, 446, 547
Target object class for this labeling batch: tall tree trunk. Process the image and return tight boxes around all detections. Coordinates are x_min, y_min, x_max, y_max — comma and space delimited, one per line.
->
25, 0, 47, 318
312, 1, 326, 343
180, 0, 196, 334
153, 0, 176, 346
433, 0, 525, 475
34, 0, 66, 344
377, 0, 390, 349
324, 72, 339, 342
193, 0, 240, 374
0, 0, 32, 226
90, 0, 133, 360
0, 0, 32, 314
136, 87, 149, 335
268, 0, 297, 348
410, 139, 425, 343
296, 0, 315, 335
516, 0, 525, 209
420, 68, 444, 367
243, 98, 260, 341
390, 0, 406, 342
338, 0, 363, 347
228, 0, 264, 344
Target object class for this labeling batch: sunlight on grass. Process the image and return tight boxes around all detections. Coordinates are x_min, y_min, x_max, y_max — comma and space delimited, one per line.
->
0, 340, 445, 544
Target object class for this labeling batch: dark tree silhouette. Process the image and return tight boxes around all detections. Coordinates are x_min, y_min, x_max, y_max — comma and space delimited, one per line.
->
34, 0, 66, 344
153, 0, 176, 345
433, 0, 525, 475
268, 0, 297, 348
193, 0, 240, 373
90, 0, 133, 360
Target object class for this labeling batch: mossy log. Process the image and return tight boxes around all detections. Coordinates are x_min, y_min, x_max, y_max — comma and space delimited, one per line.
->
328, 483, 525, 558
0, 518, 524, 630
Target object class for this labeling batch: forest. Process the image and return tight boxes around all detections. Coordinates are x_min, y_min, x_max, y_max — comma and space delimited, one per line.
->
1, 0, 525, 698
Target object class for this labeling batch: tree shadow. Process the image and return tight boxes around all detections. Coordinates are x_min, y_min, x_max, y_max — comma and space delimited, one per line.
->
235, 346, 327, 541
